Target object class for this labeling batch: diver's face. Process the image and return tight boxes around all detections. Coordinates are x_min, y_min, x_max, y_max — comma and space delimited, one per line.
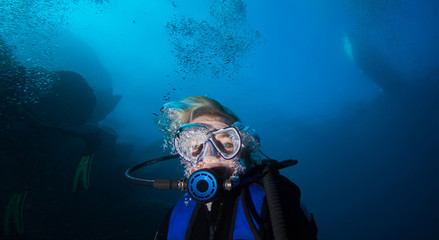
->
188, 115, 239, 177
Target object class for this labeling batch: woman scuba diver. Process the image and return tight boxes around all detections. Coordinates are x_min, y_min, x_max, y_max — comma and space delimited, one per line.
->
125, 96, 318, 240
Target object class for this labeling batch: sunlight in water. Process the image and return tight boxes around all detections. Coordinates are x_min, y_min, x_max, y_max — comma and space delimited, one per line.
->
343, 34, 353, 61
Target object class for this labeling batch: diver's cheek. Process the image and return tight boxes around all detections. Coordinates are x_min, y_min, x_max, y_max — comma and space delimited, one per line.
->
197, 156, 234, 169
202, 162, 233, 169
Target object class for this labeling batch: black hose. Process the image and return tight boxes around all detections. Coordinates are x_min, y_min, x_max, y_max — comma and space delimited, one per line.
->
124, 154, 180, 186
262, 161, 289, 240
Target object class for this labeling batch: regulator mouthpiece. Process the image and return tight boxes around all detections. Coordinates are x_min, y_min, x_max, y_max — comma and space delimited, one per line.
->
186, 168, 233, 202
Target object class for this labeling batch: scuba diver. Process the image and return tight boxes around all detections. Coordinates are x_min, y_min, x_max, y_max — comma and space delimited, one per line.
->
125, 96, 318, 240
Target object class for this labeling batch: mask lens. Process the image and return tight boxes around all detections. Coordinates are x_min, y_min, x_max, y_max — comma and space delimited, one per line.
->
174, 125, 209, 163
210, 127, 241, 159
174, 125, 242, 163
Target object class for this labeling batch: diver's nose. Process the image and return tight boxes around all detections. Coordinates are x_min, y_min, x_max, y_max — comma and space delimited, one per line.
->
204, 141, 220, 157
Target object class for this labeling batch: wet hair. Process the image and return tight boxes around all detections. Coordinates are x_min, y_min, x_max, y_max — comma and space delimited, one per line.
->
173, 96, 240, 125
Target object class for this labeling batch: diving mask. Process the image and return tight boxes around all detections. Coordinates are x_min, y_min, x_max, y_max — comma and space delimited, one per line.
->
174, 123, 242, 164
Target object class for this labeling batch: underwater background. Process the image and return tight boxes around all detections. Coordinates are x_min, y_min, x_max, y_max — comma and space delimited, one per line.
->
0, 0, 438, 239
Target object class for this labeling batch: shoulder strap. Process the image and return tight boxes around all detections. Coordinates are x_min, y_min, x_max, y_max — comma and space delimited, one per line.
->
233, 184, 265, 240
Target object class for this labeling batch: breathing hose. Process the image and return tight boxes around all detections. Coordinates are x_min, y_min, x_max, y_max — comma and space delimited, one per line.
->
124, 154, 181, 188
262, 160, 290, 240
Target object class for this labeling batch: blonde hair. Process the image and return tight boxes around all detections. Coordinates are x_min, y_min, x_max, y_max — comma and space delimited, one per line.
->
175, 96, 240, 125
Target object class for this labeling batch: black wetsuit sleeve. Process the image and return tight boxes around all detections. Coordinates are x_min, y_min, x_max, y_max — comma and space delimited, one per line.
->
154, 208, 173, 240
260, 175, 318, 240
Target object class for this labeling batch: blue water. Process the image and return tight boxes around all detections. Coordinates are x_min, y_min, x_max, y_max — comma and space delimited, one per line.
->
0, 0, 438, 239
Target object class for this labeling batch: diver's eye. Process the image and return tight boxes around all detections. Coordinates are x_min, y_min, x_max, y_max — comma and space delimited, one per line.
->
192, 144, 201, 149
191, 143, 203, 156
215, 141, 234, 155
223, 143, 234, 155
223, 143, 233, 149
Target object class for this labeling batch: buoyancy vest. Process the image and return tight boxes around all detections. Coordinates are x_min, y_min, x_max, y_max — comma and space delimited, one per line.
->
167, 184, 266, 240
